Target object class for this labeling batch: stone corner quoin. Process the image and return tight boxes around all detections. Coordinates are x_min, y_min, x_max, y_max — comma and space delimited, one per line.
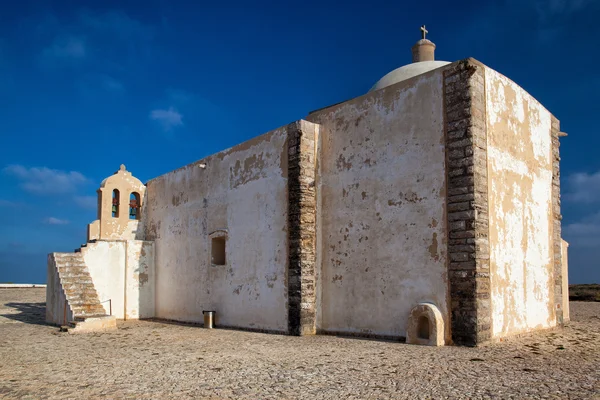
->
286, 120, 319, 336
443, 58, 491, 346
550, 114, 563, 326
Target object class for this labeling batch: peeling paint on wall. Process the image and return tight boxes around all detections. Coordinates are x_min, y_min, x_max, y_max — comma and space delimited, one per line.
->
308, 69, 448, 339
485, 68, 555, 337
144, 129, 289, 332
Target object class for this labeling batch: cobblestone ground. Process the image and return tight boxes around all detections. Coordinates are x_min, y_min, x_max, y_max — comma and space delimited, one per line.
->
0, 289, 599, 399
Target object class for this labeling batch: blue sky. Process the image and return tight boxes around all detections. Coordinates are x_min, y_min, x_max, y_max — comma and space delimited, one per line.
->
0, 0, 598, 284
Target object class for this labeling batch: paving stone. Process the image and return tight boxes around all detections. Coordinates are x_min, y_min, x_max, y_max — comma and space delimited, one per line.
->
0, 289, 598, 399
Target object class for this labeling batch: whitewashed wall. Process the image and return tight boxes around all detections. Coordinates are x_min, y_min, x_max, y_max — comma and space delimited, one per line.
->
561, 239, 570, 322
308, 69, 449, 339
485, 67, 556, 337
45, 254, 73, 325
144, 129, 289, 332
82, 240, 154, 319
125, 240, 155, 319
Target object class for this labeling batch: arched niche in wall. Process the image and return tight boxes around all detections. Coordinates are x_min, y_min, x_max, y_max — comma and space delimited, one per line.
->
112, 189, 120, 218
406, 302, 445, 346
129, 192, 141, 220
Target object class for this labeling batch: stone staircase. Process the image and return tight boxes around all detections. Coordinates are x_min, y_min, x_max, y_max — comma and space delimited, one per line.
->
53, 252, 116, 333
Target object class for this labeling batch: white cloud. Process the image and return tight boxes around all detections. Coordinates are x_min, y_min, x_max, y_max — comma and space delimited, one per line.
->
44, 217, 69, 225
42, 36, 86, 61
3, 165, 88, 195
167, 88, 193, 104
0, 199, 20, 207
560, 170, 600, 248
102, 75, 124, 92
74, 195, 97, 209
563, 211, 600, 248
533, 0, 594, 22
35, 9, 155, 72
78, 73, 125, 97
150, 107, 184, 131
78, 10, 154, 40
564, 170, 600, 203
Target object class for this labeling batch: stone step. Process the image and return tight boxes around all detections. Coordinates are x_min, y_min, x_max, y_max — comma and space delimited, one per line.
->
59, 273, 89, 278
57, 263, 87, 268
60, 277, 93, 284
53, 252, 108, 324
72, 300, 103, 308
73, 310, 107, 319
57, 268, 88, 273
61, 281, 94, 287
73, 314, 107, 321
59, 271, 87, 275
64, 288, 98, 297
58, 269, 88, 275
67, 296, 102, 304
62, 279, 95, 286
65, 291, 100, 301
68, 315, 117, 334
62, 283, 96, 291
57, 265, 88, 270
59, 276, 91, 282
72, 303, 105, 311
54, 254, 82, 260
58, 269, 89, 275
72, 305, 106, 314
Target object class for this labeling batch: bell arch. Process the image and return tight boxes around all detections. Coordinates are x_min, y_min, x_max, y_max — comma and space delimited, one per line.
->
87, 164, 146, 241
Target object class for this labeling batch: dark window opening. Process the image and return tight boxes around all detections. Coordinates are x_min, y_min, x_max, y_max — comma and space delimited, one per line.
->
112, 189, 120, 218
417, 315, 430, 340
211, 237, 226, 265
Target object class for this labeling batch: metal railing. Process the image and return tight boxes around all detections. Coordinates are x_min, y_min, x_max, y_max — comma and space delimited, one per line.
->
99, 299, 112, 316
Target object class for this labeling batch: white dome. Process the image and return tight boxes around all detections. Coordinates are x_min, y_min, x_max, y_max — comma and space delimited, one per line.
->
369, 61, 451, 92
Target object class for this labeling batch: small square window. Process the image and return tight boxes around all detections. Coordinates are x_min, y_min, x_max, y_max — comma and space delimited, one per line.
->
211, 237, 226, 265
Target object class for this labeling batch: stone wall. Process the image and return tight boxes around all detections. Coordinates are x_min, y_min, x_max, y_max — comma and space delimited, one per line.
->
442, 59, 491, 346
551, 116, 564, 325
308, 67, 449, 340
287, 120, 319, 335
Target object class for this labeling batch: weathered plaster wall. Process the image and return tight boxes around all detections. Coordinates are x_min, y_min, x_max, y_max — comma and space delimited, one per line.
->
82, 240, 154, 319
485, 67, 556, 337
144, 129, 289, 332
94, 165, 146, 241
45, 254, 73, 325
561, 239, 570, 322
82, 241, 126, 318
88, 220, 100, 241
125, 240, 155, 319
308, 69, 448, 339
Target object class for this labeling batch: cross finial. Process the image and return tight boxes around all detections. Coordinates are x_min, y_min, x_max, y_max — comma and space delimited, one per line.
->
420, 25, 428, 40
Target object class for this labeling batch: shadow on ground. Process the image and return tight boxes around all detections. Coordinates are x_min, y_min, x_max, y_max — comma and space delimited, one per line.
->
1, 302, 48, 326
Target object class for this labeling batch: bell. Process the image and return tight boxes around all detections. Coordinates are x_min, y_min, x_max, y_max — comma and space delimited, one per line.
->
112, 205, 117, 213
130, 208, 136, 217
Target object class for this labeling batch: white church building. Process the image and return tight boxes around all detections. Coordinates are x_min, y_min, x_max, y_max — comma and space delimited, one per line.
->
46, 29, 569, 346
